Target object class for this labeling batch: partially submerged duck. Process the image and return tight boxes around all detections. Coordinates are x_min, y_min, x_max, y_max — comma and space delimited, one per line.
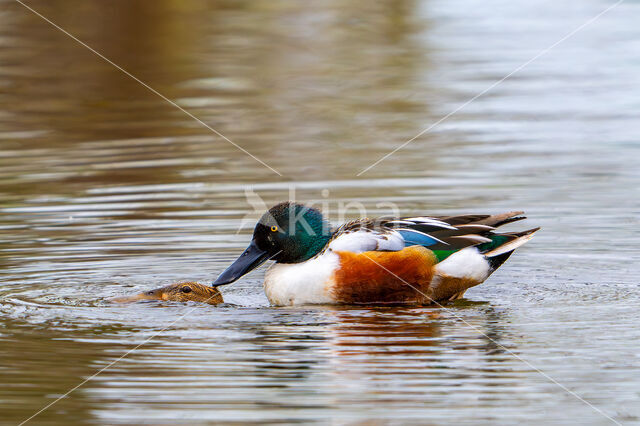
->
112, 282, 223, 305
213, 202, 539, 306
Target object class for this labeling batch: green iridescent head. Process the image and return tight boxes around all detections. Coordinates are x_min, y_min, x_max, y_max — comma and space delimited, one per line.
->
259, 202, 332, 262
213, 202, 332, 286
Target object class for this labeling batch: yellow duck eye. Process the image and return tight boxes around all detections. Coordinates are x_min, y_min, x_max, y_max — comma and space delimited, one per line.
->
271, 225, 278, 232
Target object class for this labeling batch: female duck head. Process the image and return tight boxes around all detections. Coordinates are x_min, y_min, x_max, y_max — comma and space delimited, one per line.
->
111, 282, 223, 305
213, 202, 331, 286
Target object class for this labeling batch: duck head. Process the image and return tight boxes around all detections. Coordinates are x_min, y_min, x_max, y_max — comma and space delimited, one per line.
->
111, 282, 223, 305
213, 202, 332, 286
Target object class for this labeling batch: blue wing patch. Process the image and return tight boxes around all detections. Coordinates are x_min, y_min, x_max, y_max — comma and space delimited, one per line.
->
397, 229, 446, 247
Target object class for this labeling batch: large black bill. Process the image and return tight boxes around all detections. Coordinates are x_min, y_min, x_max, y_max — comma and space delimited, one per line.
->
212, 240, 270, 286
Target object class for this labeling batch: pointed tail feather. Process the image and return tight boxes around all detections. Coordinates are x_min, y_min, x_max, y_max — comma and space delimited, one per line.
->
475, 211, 526, 228
486, 250, 515, 272
484, 227, 539, 258
483, 227, 540, 271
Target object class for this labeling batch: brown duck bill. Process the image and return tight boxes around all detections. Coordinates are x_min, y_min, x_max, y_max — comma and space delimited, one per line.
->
110, 288, 164, 303
212, 240, 270, 287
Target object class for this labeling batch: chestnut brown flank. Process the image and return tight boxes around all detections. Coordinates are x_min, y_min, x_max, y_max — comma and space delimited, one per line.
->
331, 246, 437, 304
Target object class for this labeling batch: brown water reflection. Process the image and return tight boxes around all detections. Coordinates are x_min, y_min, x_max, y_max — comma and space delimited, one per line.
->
1, 0, 640, 424
0, 321, 139, 424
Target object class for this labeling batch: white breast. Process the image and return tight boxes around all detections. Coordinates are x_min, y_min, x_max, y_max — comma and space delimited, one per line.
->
263, 250, 340, 306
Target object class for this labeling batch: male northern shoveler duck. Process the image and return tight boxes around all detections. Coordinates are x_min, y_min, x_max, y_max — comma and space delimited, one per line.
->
213, 202, 538, 306
111, 282, 223, 305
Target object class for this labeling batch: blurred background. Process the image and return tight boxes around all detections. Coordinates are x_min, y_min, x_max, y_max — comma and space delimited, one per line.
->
0, 0, 639, 424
